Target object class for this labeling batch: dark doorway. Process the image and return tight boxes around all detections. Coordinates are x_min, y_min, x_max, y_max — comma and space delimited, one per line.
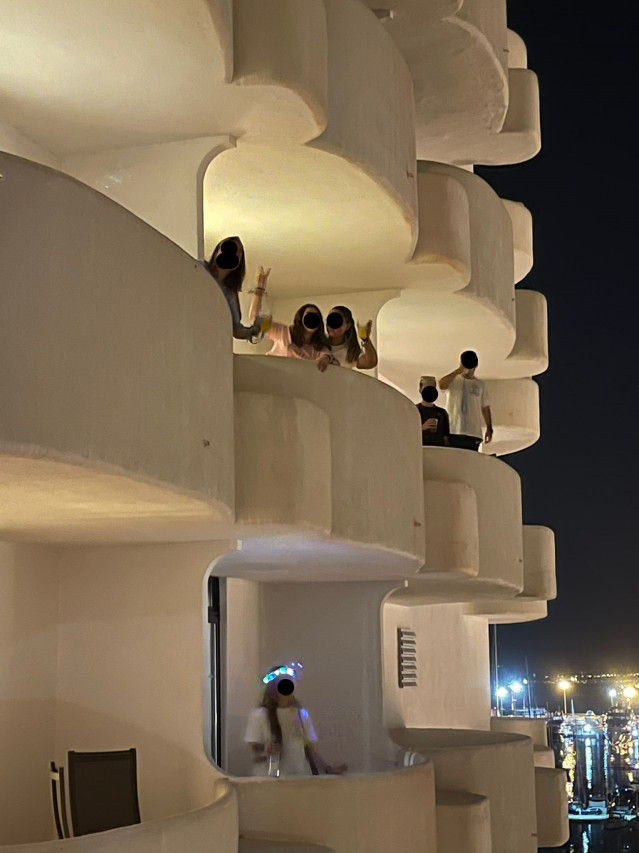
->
208, 576, 223, 768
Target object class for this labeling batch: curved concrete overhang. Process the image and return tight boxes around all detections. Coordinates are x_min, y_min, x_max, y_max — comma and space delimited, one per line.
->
503, 199, 533, 283
471, 525, 556, 623
471, 598, 548, 623
522, 525, 557, 601
228, 355, 425, 580
0, 153, 234, 542
0, 0, 327, 155
481, 378, 540, 455
387, 447, 523, 602
378, 0, 510, 165
502, 290, 549, 378
204, 0, 418, 293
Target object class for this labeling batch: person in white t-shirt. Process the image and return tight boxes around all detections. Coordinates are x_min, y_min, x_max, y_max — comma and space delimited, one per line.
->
244, 662, 346, 777
438, 351, 493, 452
323, 306, 378, 370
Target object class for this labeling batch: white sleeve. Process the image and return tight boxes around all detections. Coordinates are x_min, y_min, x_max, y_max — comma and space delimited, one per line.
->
244, 707, 269, 744
299, 707, 318, 742
480, 381, 490, 407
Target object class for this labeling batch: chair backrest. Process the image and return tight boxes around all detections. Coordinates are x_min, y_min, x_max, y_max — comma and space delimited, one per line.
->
68, 748, 141, 836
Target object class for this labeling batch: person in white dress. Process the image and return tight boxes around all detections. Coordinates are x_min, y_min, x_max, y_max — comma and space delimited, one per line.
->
244, 662, 347, 777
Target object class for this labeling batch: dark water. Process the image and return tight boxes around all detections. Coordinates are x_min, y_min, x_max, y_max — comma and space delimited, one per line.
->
541, 822, 639, 852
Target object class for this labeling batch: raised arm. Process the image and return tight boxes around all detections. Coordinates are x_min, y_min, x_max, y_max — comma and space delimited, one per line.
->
248, 266, 271, 323
356, 321, 378, 370
438, 364, 464, 390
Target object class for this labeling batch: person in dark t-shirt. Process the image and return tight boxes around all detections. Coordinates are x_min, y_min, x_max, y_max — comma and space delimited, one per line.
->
416, 381, 450, 447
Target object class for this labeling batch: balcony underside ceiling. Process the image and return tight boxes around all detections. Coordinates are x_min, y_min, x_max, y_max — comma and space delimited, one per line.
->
0, 455, 227, 544
0, 0, 324, 155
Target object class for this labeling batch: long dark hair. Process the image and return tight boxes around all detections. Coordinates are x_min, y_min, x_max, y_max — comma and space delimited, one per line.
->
205, 236, 246, 293
331, 305, 361, 365
290, 304, 331, 351
260, 685, 300, 745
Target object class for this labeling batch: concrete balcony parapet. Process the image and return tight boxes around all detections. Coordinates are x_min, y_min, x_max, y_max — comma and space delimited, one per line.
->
503, 200, 533, 283
228, 355, 425, 580
411, 447, 522, 598
436, 790, 492, 853
233, 763, 437, 853
470, 525, 556, 623
390, 728, 537, 853
535, 767, 570, 848
491, 717, 555, 768
0, 780, 238, 853
521, 525, 557, 601
480, 378, 540, 455
0, 153, 234, 544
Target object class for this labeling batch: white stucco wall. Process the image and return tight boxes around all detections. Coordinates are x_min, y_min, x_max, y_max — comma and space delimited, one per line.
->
0, 543, 59, 844
382, 602, 490, 731
53, 542, 231, 822
250, 582, 400, 774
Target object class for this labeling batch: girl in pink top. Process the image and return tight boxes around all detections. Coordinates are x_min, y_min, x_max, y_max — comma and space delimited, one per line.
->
250, 269, 338, 372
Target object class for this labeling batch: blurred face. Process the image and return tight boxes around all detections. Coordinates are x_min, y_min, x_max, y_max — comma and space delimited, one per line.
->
269, 678, 295, 704
302, 307, 321, 331
326, 309, 350, 339
214, 236, 243, 270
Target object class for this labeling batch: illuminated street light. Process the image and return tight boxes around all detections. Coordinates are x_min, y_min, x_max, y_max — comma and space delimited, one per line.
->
495, 685, 508, 716
557, 679, 571, 715
510, 681, 523, 694
623, 686, 637, 703
608, 688, 618, 707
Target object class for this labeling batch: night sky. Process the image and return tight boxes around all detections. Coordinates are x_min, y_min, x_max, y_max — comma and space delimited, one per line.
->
476, 0, 639, 676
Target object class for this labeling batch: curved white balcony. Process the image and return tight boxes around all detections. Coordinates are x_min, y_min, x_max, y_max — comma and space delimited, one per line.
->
521, 525, 556, 601
502, 290, 549, 379
535, 767, 570, 848
469, 524, 556, 623
436, 790, 491, 853
481, 378, 540, 455
391, 447, 523, 602
390, 728, 537, 853
233, 764, 437, 853
0, 0, 326, 156
225, 355, 425, 580
0, 153, 234, 543
491, 717, 556, 769
0, 781, 237, 852
503, 200, 533, 283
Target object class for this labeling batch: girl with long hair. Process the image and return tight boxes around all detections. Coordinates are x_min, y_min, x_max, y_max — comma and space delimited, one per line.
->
324, 306, 378, 370
204, 236, 260, 341
244, 663, 346, 777
249, 280, 339, 371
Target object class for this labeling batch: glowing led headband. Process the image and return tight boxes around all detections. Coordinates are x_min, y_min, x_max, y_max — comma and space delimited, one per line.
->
263, 661, 304, 684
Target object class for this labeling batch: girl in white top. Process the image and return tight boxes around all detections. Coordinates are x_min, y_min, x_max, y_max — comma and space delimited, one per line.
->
244, 664, 346, 777
324, 306, 378, 370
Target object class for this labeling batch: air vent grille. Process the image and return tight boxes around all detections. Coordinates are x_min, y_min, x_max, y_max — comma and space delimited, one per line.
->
398, 628, 417, 688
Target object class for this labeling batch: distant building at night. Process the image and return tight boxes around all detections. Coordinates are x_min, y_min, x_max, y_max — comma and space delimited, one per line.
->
0, 1, 567, 851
